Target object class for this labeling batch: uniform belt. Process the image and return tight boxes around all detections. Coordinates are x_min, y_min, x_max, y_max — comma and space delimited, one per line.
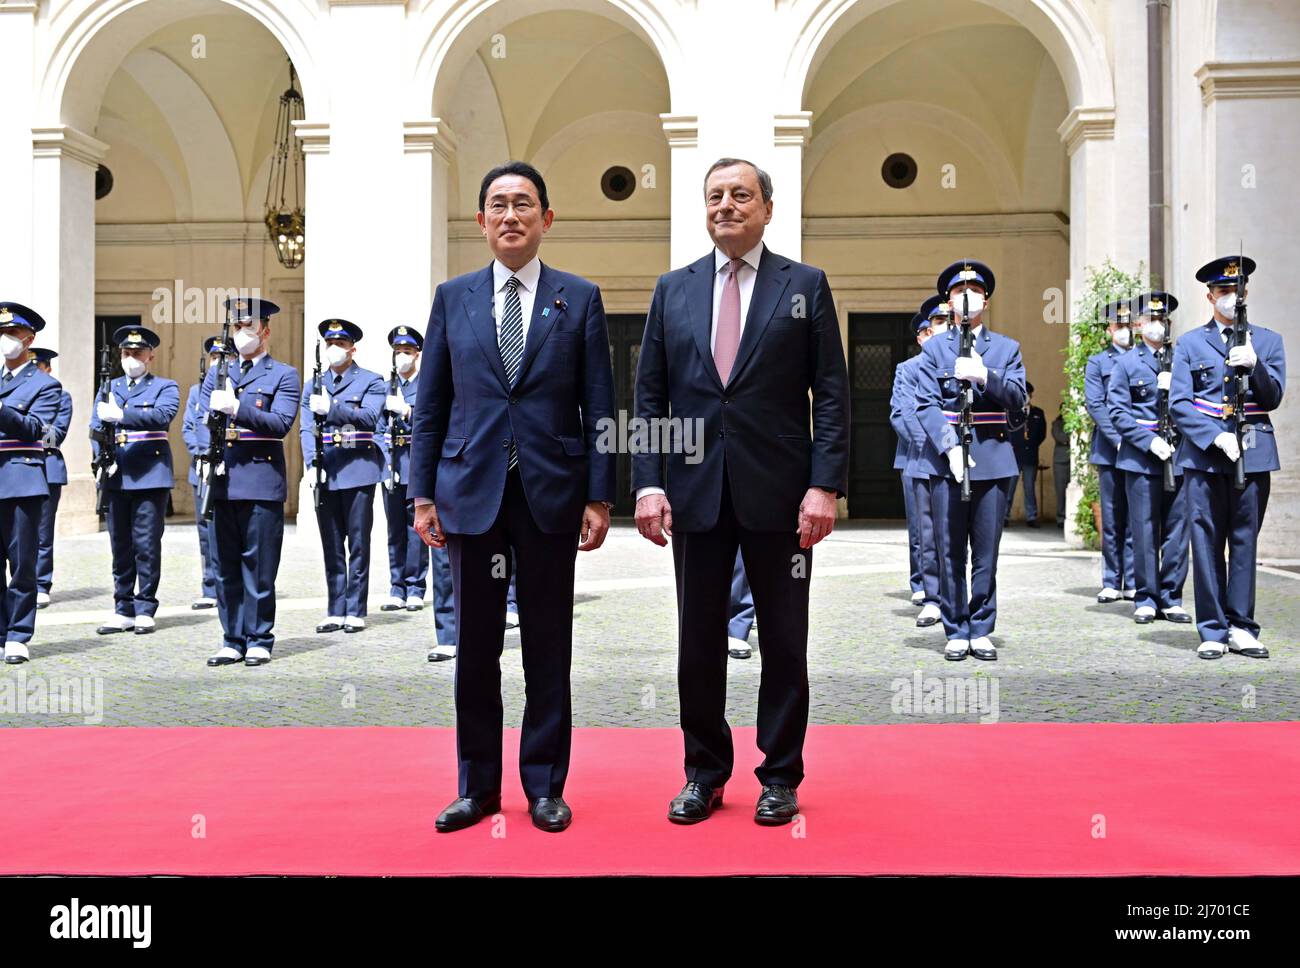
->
1193, 398, 1266, 419
224, 427, 283, 443
383, 433, 411, 446
324, 431, 376, 447
942, 410, 1007, 425
0, 440, 44, 453
116, 430, 170, 444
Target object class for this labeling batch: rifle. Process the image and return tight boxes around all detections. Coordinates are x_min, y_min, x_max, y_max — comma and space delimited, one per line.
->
1157, 305, 1176, 493
386, 347, 408, 487
1231, 252, 1249, 491
957, 288, 974, 502
196, 314, 233, 521
311, 338, 325, 507
89, 330, 118, 515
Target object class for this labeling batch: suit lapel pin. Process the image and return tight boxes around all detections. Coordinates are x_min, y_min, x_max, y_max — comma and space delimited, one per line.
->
542, 307, 550, 317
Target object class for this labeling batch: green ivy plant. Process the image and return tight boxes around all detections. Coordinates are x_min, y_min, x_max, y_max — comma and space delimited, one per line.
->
1061, 259, 1147, 548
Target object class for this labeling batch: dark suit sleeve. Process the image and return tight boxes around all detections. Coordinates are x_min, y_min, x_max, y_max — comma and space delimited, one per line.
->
631, 276, 668, 492
1085, 354, 1121, 450
0, 381, 60, 440
888, 363, 911, 441
235, 368, 299, 438
808, 269, 850, 495
581, 284, 616, 504
914, 340, 955, 456
1249, 332, 1285, 409
409, 283, 452, 504
980, 341, 1025, 412
1030, 408, 1046, 449
182, 386, 201, 455
1107, 358, 1146, 452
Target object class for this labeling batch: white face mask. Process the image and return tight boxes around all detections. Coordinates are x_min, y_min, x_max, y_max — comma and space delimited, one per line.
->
0, 334, 26, 361
953, 290, 985, 320
1113, 327, 1132, 349
930, 320, 950, 337
121, 356, 148, 379
1141, 320, 1165, 343
325, 344, 350, 368
233, 327, 261, 356
1216, 293, 1238, 317
395, 351, 417, 375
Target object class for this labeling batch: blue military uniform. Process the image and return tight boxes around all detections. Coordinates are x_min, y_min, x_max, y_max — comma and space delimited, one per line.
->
1085, 304, 1135, 597
914, 261, 1027, 659
728, 548, 755, 657
1107, 293, 1190, 623
0, 303, 62, 663
1170, 256, 1285, 656
1007, 393, 1046, 525
31, 348, 71, 605
181, 336, 224, 608
89, 326, 179, 632
376, 325, 457, 654
301, 319, 385, 629
201, 298, 301, 666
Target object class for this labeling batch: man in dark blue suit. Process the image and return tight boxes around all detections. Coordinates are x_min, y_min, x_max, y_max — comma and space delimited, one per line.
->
1007, 381, 1047, 527
302, 318, 386, 634
1171, 256, 1286, 659
914, 260, 1027, 662
1086, 302, 1135, 602
182, 336, 224, 610
202, 297, 301, 668
0, 303, 62, 664
1106, 292, 1191, 626
30, 347, 71, 610
89, 325, 179, 636
633, 158, 850, 826
409, 162, 617, 834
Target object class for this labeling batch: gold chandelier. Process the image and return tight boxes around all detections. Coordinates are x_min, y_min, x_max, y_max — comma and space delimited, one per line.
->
264, 60, 305, 269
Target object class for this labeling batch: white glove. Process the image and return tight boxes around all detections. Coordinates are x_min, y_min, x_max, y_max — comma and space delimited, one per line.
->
1148, 436, 1174, 461
96, 399, 124, 422
385, 394, 411, 418
953, 352, 988, 385
210, 381, 239, 416
1156, 371, 1172, 391
946, 446, 974, 483
1214, 431, 1241, 463
1226, 335, 1257, 370
309, 388, 331, 416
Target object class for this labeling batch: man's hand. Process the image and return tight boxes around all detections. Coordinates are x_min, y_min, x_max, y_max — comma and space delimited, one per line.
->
96, 399, 124, 422
954, 351, 988, 386
946, 446, 973, 483
414, 502, 446, 549
210, 381, 239, 416
797, 487, 837, 549
578, 502, 611, 551
1157, 371, 1172, 392
309, 388, 331, 416
385, 394, 411, 418
1148, 435, 1174, 461
1214, 431, 1241, 463
1226, 334, 1257, 370
635, 493, 673, 546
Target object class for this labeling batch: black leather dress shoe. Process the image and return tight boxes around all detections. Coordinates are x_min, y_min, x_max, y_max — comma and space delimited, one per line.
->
1228, 641, 1269, 659
915, 613, 939, 628
315, 621, 342, 634
206, 653, 243, 667
96, 622, 131, 635
134, 625, 154, 635
1134, 611, 1155, 625
528, 797, 572, 832
754, 784, 799, 826
343, 625, 362, 634
1161, 610, 1193, 624
970, 642, 998, 661
379, 602, 402, 612
244, 654, 271, 667
436, 795, 502, 833
668, 782, 723, 824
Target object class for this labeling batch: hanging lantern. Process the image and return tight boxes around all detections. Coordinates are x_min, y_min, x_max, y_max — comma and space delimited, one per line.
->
264, 60, 306, 269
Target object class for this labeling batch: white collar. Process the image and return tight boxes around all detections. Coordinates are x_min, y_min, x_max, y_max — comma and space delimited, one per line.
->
3, 359, 32, 379
493, 255, 542, 293
714, 240, 764, 275
238, 350, 267, 368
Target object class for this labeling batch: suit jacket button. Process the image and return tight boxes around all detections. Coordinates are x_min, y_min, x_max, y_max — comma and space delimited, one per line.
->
502, 439, 509, 447
509, 397, 518, 405
718, 430, 724, 438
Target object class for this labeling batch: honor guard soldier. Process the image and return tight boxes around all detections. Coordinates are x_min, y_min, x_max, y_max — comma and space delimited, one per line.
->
203, 297, 301, 667
893, 296, 948, 629
30, 347, 72, 609
89, 325, 179, 636
376, 325, 458, 661
302, 318, 385, 634
1086, 301, 1136, 603
1171, 256, 1286, 659
1106, 292, 1191, 625
914, 261, 1027, 661
181, 336, 224, 610
0, 303, 62, 664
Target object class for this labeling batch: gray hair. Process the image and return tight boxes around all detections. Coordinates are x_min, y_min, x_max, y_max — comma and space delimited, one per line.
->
703, 157, 773, 203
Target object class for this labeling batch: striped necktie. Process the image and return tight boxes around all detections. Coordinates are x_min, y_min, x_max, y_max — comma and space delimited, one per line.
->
499, 276, 524, 469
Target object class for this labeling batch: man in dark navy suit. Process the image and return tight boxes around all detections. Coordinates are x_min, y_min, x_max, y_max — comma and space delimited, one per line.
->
30, 347, 71, 610
409, 161, 617, 834
89, 325, 180, 636
0, 303, 62, 664
913, 260, 1027, 662
1171, 256, 1286, 659
633, 158, 850, 827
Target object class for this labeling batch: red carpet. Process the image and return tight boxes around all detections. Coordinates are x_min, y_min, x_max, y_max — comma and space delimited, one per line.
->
2, 723, 1298, 876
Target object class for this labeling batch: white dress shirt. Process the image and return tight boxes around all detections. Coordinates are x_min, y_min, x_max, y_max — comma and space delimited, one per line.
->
636, 241, 765, 503
493, 255, 542, 346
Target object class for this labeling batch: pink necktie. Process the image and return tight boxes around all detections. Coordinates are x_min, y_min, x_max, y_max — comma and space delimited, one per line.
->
714, 258, 743, 384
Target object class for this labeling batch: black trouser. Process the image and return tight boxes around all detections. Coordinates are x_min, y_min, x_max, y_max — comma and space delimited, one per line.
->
671, 470, 811, 789
446, 470, 578, 801
106, 488, 168, 618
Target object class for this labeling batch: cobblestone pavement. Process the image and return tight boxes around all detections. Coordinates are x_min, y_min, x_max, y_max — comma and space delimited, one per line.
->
3, 518, 1298, 727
